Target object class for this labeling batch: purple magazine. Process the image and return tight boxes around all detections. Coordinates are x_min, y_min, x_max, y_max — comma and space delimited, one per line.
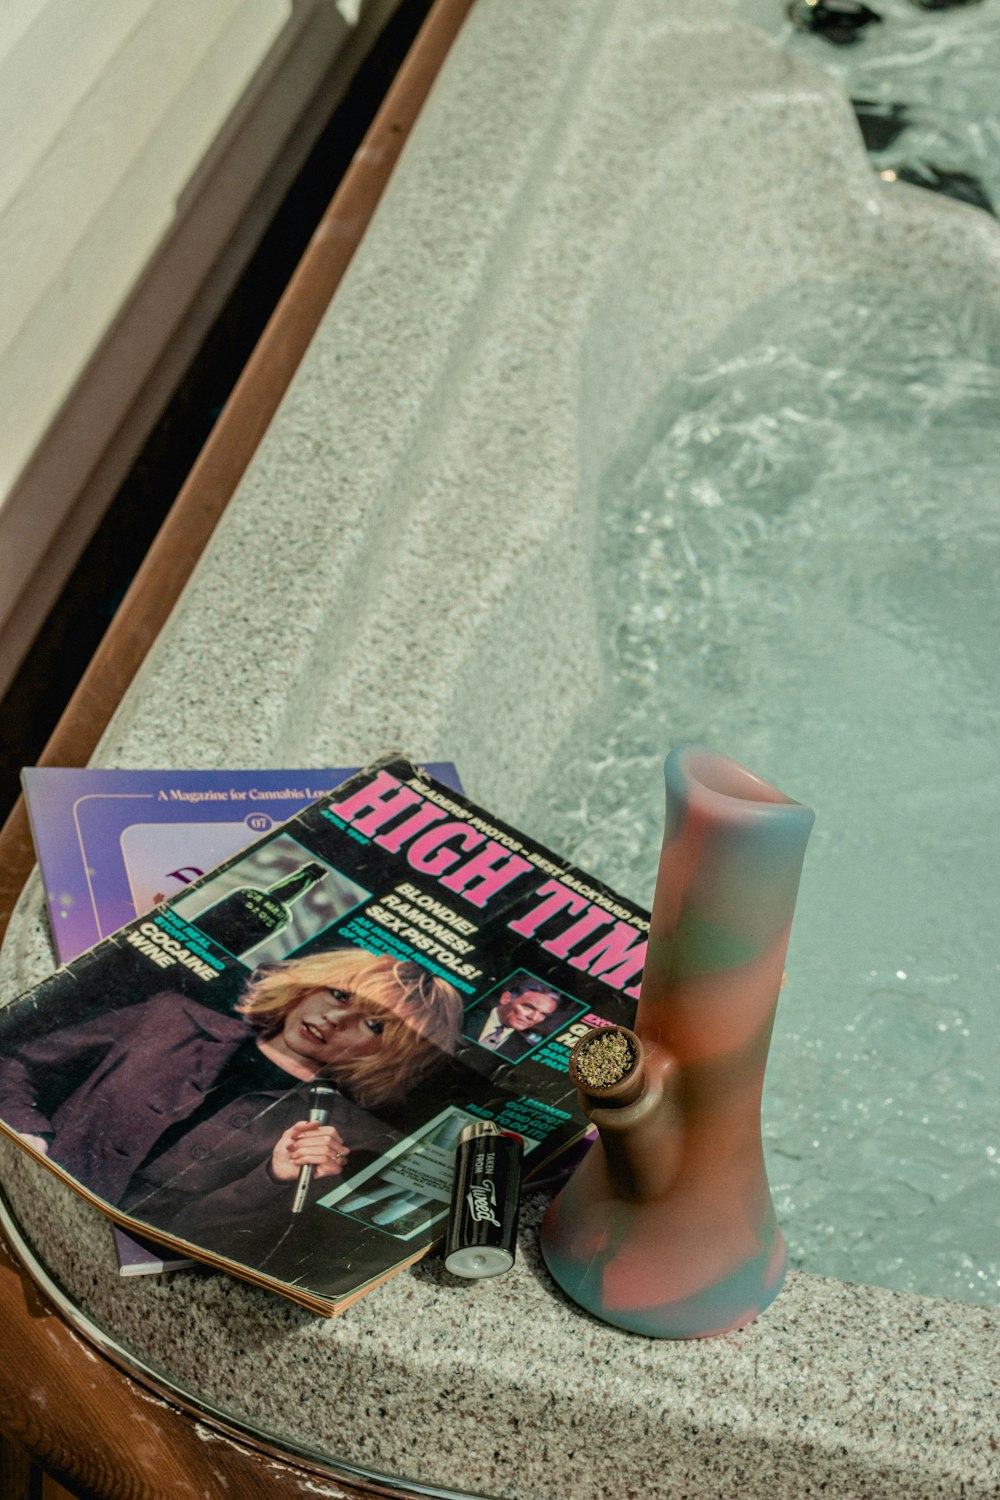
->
22, 766, 463, 967
22, 763, 463, 1277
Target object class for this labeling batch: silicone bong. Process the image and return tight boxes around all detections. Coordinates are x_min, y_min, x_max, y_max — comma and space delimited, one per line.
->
540, 745, 814, 1338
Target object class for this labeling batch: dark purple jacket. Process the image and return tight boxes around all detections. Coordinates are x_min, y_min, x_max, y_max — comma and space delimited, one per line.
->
0, 991, 392, 1250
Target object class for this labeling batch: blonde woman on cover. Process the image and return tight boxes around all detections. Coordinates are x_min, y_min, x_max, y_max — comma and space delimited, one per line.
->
0, 947, 462, 1268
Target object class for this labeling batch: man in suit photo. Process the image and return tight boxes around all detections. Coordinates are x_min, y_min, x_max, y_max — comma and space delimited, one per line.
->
463, 973, 561, 1061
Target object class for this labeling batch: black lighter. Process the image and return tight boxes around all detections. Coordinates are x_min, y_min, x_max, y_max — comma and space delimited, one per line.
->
444, 1120, 523, 1279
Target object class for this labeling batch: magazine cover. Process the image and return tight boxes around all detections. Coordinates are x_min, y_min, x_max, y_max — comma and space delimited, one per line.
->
20, 762, 461, 1278
22, 764, 463, 965
0, 755, 645, 1316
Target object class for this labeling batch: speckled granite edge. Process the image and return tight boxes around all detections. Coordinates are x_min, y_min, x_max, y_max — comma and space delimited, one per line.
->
2, 0, 999, 1496
0, 1120, 996, 1500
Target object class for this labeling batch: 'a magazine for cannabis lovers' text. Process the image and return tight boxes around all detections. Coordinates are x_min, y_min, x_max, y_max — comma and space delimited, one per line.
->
0, 756, 646, 1316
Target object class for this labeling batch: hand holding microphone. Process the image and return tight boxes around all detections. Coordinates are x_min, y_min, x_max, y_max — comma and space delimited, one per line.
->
271, 1081, 345, 1213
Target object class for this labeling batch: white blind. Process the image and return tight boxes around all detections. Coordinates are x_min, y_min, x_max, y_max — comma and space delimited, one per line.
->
0, 0, 293, 500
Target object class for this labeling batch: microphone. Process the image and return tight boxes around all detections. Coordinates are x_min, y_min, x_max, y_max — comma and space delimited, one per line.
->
291, 1081, 339, 1214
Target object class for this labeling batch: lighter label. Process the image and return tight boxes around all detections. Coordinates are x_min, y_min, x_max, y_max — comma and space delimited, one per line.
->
466, 1179, 501, 1228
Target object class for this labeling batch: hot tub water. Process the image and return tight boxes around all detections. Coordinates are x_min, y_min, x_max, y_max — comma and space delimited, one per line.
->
525, 278, 1000, 1308
731, 0, 1000, 217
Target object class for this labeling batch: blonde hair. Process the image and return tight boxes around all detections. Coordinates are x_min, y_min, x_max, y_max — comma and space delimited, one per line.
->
237, 947, 462, 1108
